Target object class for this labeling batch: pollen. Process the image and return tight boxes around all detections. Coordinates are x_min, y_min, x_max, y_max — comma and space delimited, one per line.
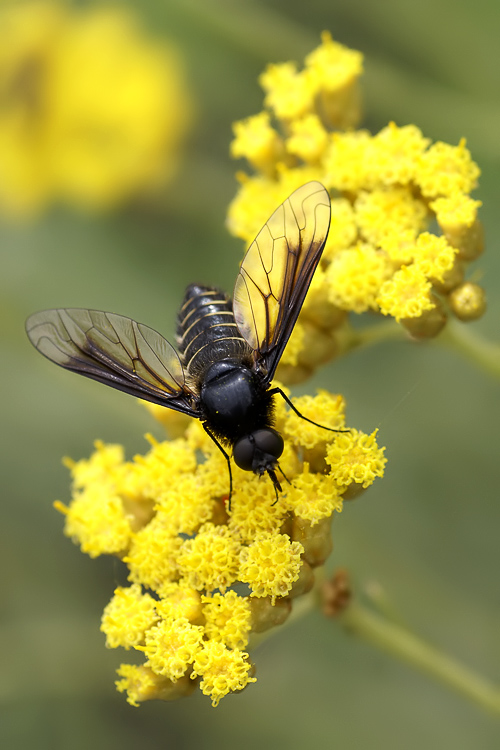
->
202, 591, 252, 650
141, 616, 204, 682
239, 533, 304, 603
101, 584, 158, 649
376, 265, 435, 321
191, 641, 256, 707
326, 430, 387, 491
177, 523, 241, 593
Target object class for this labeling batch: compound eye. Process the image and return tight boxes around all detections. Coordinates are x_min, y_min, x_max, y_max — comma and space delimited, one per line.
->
233, 436, 255, 471
253, 428, 284, 459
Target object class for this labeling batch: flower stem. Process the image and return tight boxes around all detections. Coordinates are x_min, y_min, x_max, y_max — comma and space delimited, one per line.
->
337, 319, 408, 356
340, 599, 500, 715
438, 320, 500, 379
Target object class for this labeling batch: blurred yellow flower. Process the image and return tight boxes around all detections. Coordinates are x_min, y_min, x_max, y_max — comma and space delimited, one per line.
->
56, 388, 385, 706
0, 1, 192, 217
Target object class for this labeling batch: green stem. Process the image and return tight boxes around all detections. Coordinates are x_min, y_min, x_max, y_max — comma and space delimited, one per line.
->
438, 320, 500, 379
337, 319, 408, 357
340, 600, 500, 715
251, 578, 500, 715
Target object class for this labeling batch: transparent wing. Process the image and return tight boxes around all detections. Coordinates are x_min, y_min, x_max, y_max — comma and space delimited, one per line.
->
26, 308, 198, 415
233, 181, 331, 380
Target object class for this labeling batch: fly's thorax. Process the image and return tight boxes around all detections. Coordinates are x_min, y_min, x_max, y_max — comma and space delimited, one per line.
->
200, 361, 271, 441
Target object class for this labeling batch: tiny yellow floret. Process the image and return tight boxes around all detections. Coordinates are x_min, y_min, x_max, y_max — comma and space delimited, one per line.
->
177, 523, 241, 592
101, 584, 158, 649
286, 114, 329, 164
231, 112, 284, 175
326, 242, 392, 313
191, 641, 256, 707
259, 62, 316, 121
416, 139, 480, 198
141, 616, 204, 681
326, 430, 386, 490
239, 533, 304, 602
376, 265, 435, 321
412, 233, 458, 282
202, 591, 252, 650
116, 664, 196, 706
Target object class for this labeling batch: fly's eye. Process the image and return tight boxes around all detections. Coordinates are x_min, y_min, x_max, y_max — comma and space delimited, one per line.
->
233, 436, 254, 471
253, 428, 284, 459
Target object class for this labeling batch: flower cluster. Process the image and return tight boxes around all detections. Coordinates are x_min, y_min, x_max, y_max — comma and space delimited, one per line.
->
56, 388, 385, 706
228, 32, 485, 383
0, 1, 192, 217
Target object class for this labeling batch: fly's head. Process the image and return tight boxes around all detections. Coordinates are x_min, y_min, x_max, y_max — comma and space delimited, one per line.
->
233, 427, 284, 492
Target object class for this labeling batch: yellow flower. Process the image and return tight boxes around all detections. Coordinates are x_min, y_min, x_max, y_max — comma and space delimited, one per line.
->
286, 114, 329, 164
305, 31, 363, 129
140, 616, 204, 681
177, 523, 242, 593
411, 233, 458, 283
125, 512, 183, 592
259, 61, 316, 122
415, 139, 480, 198
369, 122, 430, 186
285, 468, 343, 524
239, 533, 304, 603
376, 265, 435, 322
56, 379, 384, 706
326, 430, 387, 492
0, 1, 192, 217
354, 187, 428, 247
116, 664, 196, 706
191, 641, 256, 707
202, 591, 252, 650
101, 584, 158, 649
155, 583, 203, 624
54, 485, 132, 558
430, 193, 484, 261
323, 130, 374, 192
228, 32, 484, 379
325, 242, 392, 313
231, 112, 284, 176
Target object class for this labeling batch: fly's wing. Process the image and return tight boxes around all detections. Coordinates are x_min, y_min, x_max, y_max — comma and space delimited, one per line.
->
26, 308, 198, 415
233, 181, 331, 381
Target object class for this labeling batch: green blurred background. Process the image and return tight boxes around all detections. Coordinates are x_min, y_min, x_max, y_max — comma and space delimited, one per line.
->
2, 0, 500, 747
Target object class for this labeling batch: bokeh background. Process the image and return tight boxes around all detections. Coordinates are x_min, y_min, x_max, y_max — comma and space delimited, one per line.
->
2, 0, 499, 747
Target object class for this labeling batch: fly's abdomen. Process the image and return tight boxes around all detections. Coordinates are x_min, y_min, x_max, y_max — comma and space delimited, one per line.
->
177, 284, 251, 380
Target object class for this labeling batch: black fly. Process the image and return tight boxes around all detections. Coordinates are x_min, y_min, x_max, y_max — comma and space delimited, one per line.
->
26, 182, 334, 502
